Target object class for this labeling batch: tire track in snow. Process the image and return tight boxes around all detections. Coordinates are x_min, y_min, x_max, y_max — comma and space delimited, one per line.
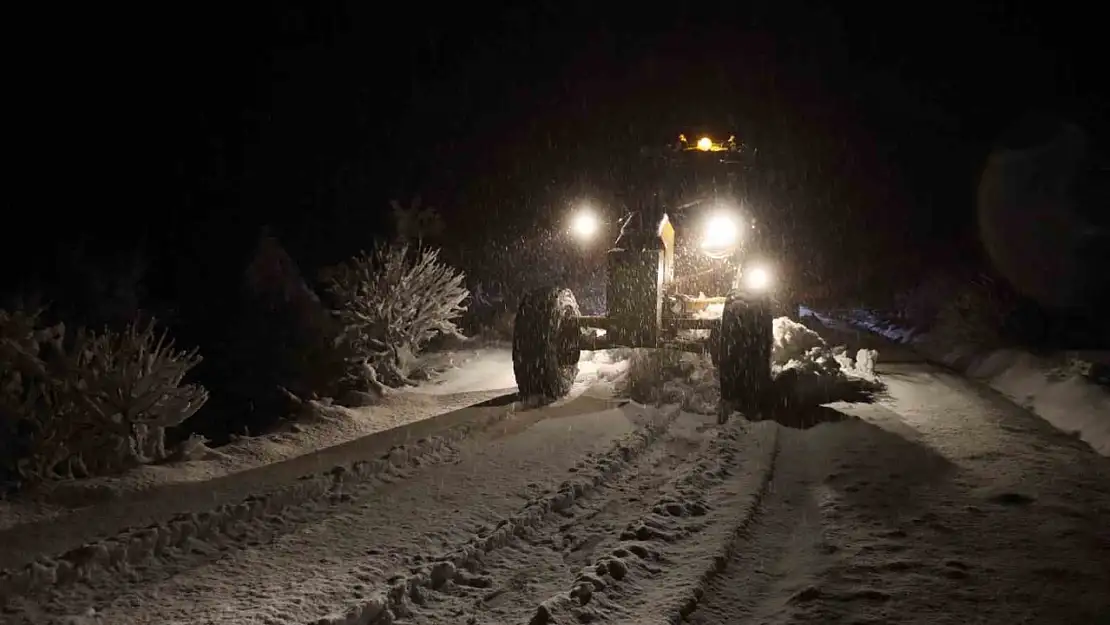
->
687, 401, 1110, 625
0, 404, 521, 612
38, 400, 662, 625
526, 418, 781, 625
0, 356, 626, 622
307, 404, 683, 625
683, 427, 833, 625
397, 410, 719, 624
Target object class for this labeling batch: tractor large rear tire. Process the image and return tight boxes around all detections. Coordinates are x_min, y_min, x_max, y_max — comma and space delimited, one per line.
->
513, 287, 582, 399
718, 290, 773, 420
708, 325, 721, 367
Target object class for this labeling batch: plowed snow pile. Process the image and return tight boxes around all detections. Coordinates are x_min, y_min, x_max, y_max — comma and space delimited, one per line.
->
613, 317, 884, 416
773, 316, 878, 380
772, 317, 884, 408
578, 349, 636, 389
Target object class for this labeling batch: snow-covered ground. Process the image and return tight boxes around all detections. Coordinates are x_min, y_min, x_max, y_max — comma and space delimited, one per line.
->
1, 317, 1108, 625
0, 339, 611, 534
0, 357, 516, 533
818, 307, 1110, 457
408, 347, 517, 396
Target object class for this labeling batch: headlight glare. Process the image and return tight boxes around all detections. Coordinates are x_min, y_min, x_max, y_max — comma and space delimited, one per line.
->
743, 265, 773, 291
701, 212, 741, 252
570, 209, 599, 240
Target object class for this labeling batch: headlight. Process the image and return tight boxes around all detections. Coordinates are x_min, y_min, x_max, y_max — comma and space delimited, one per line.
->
570, 209, 599, 240
700, 212, 741, 253
743, 265, 773, 291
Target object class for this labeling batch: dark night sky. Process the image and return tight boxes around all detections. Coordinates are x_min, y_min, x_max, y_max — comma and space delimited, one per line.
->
9, 1, 1106, 302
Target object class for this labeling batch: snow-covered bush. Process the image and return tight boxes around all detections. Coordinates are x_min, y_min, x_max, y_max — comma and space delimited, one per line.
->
323, 244, 469, 389
0, 307, 208, 483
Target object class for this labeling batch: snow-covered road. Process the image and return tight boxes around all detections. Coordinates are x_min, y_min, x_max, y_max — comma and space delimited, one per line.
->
1, 321, 1108, 625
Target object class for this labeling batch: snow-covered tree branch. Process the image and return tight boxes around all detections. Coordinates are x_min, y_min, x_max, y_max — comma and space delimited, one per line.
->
322, 244, 469, 389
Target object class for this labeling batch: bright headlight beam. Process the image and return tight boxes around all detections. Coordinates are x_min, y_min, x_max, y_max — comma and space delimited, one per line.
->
744, 266, 772, 291
571, 209, 599, 239
701, 213, 740, 250
696, 136, 713, 151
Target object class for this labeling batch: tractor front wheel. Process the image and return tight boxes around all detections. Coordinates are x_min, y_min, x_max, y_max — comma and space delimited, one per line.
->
717, 290, 773, 421
513, 287, 582, 399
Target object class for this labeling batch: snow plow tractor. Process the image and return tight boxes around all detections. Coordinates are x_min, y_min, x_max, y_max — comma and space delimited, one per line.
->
513, 133, 785, 416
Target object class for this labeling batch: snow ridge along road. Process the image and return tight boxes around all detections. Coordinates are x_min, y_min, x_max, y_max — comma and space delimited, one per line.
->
2, 433, 463, 602
313, 404, 685, 625
13, 396, 653, 624
0, 390, 624, 624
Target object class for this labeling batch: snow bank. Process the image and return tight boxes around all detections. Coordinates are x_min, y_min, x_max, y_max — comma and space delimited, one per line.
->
0, 365, 570, 605
0, 429, 471, 602
578, 348, 635, 382
835, 307, 920, 344
408, 346, 517, 395
1, 401, 390, 530
0, 347, 517, 532
833, 308, 1110, 457
773, 316, 878, 380
607, 318, 884, 418
965, 351, 1110, 455
769, 316, 884, 411
772, 316, 827, 365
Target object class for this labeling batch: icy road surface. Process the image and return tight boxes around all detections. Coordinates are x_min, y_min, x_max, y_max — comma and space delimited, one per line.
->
2, 322, 1108, 625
